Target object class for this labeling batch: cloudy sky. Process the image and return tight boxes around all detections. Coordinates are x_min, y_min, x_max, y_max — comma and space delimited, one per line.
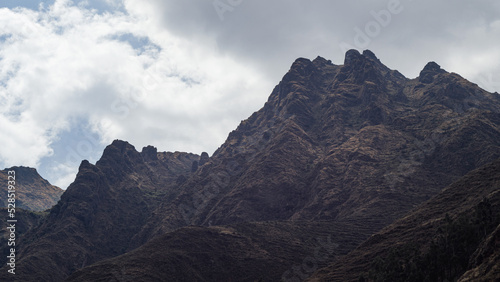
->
1, 0, 499, 189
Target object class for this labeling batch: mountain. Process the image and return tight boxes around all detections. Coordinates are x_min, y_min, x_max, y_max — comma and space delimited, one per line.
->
0, 166, 63, 211
0, 143, 199, 281
133, 49, 500, 246
308, 157, 500, 281
2, 49, 500, 281
0, 208, 47, 267
68, 158, 500, 282
68, 221, 346, 282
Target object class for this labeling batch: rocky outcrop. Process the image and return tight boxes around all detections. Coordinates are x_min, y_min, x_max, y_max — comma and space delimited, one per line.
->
0, 167, 63, 211
0, 141, 198, 281
199, 151, 210, 166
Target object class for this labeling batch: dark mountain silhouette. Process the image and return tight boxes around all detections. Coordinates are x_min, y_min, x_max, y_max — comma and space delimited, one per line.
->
0, 166, 63, 211
2, 49, 500, 281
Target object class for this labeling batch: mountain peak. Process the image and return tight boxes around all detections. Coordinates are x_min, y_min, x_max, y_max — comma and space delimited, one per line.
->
278, 57, 317, 90
337, 49, 391, 85
343, 49, 379, 65
141, 145, 158, 161
419, 61, 447, 83
288, 57, 314, 76
0, 167, 63, 211
344, 49, 362, 65
422, 61, 445, 73
362, 49, 379, 60
99, 140, 137, 160
6, 166, 39, 182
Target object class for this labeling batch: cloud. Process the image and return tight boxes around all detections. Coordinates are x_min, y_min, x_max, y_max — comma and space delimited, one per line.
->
0, 0, 273, 188
132, 0, 500, 81
0, 0, 499, 189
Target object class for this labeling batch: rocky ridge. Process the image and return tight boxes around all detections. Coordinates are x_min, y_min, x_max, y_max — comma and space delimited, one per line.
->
0, 142, 199, 281
2, 49, 500, 281
0, 167, 63, 212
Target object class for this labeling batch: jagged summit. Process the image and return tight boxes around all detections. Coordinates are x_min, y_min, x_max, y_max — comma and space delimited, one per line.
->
422, 61, 446, 73
4, 50, 500, 282
288, 49, 384, 82
312, 55, 333, 65
419, 61, 447, 83
141, 145, 158, 161
343, 49, 380, 65
362, 49, 379, 61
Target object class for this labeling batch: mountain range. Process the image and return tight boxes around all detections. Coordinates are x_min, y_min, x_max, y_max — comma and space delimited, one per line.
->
2, 49, 500, 281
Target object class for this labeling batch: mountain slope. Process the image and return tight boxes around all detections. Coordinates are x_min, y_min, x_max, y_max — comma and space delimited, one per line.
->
308, 157, 500, 281
134, 50, 500, 247
0, 167, 63, 211
68, 221, 350, 282
68, 50, 500, 282
3, 50, 500, 281
0, 141, 199, 282
0, 208, 47, 266
459, 221, 500, 281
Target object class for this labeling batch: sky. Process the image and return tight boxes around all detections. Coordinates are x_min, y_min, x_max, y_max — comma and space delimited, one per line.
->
0, 0, 499, 189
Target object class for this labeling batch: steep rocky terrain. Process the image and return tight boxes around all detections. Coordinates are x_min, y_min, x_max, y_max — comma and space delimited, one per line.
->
69, 157, 500, 282
0, 166, 63, 211
0, 208, 47, 266
134, 49, 500, 247
2, 49, 500, 281
0, 142, 199, 281
459, 221, 500, 281
68, 221, 346, 282
308, 157, 500, 281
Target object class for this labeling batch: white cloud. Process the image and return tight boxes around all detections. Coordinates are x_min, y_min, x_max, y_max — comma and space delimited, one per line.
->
0, 114, 53, 167
0, 0, 272, 188
0, 0, 499, 189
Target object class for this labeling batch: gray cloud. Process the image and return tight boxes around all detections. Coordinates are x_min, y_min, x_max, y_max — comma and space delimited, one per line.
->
0, 0, 499, 188
143, 0, 500, 80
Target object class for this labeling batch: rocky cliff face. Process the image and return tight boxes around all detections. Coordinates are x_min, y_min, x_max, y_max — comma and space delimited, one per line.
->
134, 49, 500, 247
67, 157, 500, 282
0, 166, 63, 211
0, 141, 199, 281
2, 50, 500, 281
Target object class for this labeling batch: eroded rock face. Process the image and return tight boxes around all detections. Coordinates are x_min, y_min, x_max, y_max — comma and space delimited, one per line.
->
419, 61, 447, 84
140, 49, 500, 240
0, 140, 199, 281
0, 167, 63, 211
4, 49, 500, 281
310, 158, 500, 282
199, 152, 210, 166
